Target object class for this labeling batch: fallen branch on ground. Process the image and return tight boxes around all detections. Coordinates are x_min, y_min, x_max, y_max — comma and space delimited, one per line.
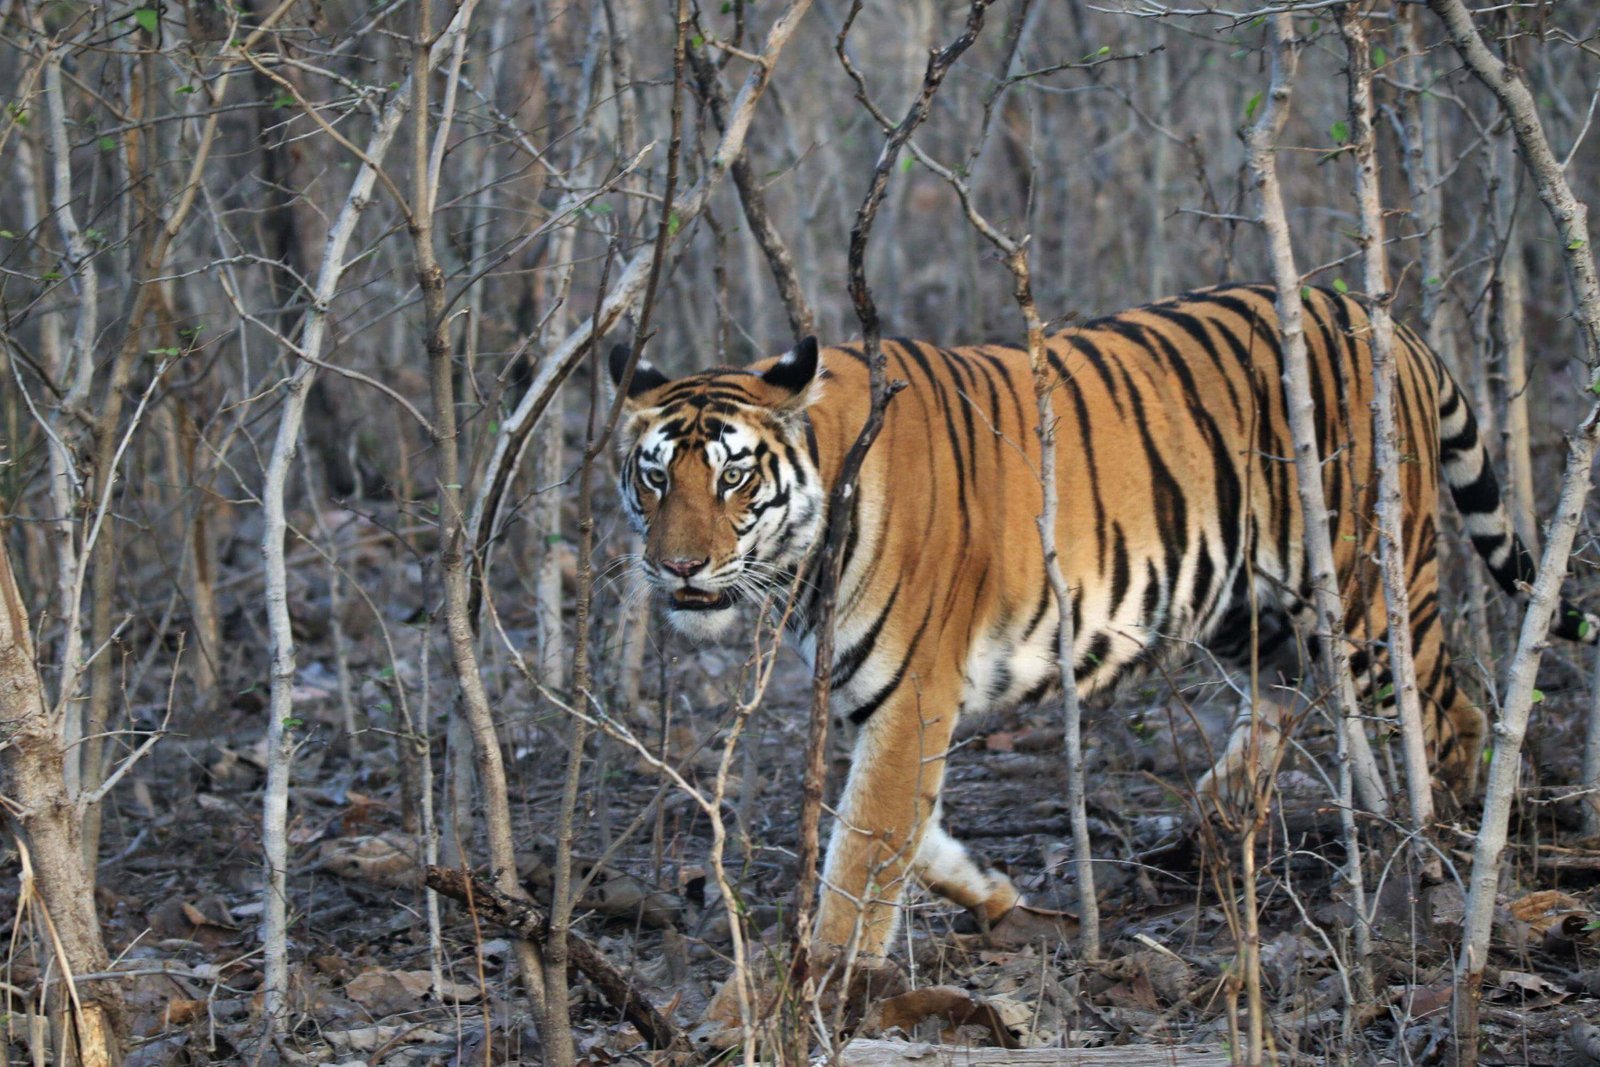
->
423, 865, 687, 1056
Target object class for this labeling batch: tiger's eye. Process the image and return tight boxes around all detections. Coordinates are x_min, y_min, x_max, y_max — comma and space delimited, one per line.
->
721, 468, 746, 489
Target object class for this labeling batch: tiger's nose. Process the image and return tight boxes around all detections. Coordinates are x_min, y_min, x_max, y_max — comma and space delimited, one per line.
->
659, 557, 707, 578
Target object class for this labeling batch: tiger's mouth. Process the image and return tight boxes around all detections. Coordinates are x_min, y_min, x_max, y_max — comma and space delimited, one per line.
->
668, 587, 737, 612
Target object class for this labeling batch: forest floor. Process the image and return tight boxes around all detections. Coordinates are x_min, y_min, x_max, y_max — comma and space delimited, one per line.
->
10, 534, 1600, 1067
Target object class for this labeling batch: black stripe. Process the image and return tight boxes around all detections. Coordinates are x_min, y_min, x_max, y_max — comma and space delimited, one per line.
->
1076, 631, 1112, 676
832, 583, 900, 688
1022, 581, 1052, 640
1062, 374, 1110, 571
847, 604, 934, 725
897, 339, 972, 536
940, 347, 983, 487
1109, 523, 1131, 615
1059, 333, 1126, 419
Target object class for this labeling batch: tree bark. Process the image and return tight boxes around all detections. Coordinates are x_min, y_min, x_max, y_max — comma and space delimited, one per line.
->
1396, 5, 1497, 671
1341, 8, 1438, 879
1242, 17, 1378, 1052
0, 530, 121, 1066
1487, 125, 1539, 553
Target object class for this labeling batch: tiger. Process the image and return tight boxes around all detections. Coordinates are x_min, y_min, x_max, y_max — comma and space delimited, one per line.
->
608, 283, 1598, 959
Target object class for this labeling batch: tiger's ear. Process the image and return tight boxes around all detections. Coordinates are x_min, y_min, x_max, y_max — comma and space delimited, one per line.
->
760, 336, 820, 415
608, 343, 670, 400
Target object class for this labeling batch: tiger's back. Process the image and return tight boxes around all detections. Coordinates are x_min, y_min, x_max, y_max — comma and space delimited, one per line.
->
818, 286, 1456, 737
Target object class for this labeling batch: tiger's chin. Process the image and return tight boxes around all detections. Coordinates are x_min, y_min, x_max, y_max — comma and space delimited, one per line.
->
662, 587, 741, 641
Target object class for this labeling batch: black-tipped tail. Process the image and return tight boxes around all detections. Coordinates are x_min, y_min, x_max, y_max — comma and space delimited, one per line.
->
1435, 362, 1598, 645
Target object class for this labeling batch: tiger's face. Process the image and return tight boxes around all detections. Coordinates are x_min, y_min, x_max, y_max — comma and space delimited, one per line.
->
610, 338, 825, 640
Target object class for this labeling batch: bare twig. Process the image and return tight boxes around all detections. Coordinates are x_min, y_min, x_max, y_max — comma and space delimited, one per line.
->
257, 0, 483, 1028
465, 0, 815, 597
686, 29, 815, 341
790, 9, 993, 1055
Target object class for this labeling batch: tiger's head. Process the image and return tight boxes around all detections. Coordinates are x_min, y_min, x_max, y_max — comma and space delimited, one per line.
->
609, 338, 826, 640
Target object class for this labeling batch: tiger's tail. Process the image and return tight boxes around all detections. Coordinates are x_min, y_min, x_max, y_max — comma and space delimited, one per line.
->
1433, 352, 1599, 644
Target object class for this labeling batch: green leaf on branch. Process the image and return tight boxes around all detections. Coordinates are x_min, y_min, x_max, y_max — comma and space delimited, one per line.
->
1244, 91, 1263, 122
1329, 119, 1349, 144
1372, 45, 1387, 67
133, 7, 158, 33
1332, 277, 1350, 294
98, 135, 117, 152
1532, 688, 1545, 704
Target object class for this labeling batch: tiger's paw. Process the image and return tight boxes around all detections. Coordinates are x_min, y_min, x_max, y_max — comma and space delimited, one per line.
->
1195, 754, 1271, 821
966, 897, 1080, 950
691, 949, 909, 1052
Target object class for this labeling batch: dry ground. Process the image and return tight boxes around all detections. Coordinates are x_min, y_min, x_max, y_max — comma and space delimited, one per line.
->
9, 504, 1600, 1067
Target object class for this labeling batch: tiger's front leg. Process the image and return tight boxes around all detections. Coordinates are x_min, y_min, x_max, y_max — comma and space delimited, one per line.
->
816, 684, 956, 958
816, 676, 1021, 957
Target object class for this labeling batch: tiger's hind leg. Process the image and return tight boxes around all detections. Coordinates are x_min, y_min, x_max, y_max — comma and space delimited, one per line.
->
1366, 512, 1487, 801
1371, 622, 1486, 802
1195, 601, 1305, 817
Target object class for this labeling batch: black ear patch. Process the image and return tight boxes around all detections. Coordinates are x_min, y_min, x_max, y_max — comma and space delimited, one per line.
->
761, 336, 819, 395
608, 343, 670, 398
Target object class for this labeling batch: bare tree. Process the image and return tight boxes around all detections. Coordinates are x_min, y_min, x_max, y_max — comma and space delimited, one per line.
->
1426, 2, 1600, 1061
0, 531, 118, 1066
1242, 13, 1377, 1058
256, 0, 486, 1028
1339, 7, 1437, 879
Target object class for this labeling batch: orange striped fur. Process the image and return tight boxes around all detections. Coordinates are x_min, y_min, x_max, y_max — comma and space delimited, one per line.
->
611, 284, 1596, 956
